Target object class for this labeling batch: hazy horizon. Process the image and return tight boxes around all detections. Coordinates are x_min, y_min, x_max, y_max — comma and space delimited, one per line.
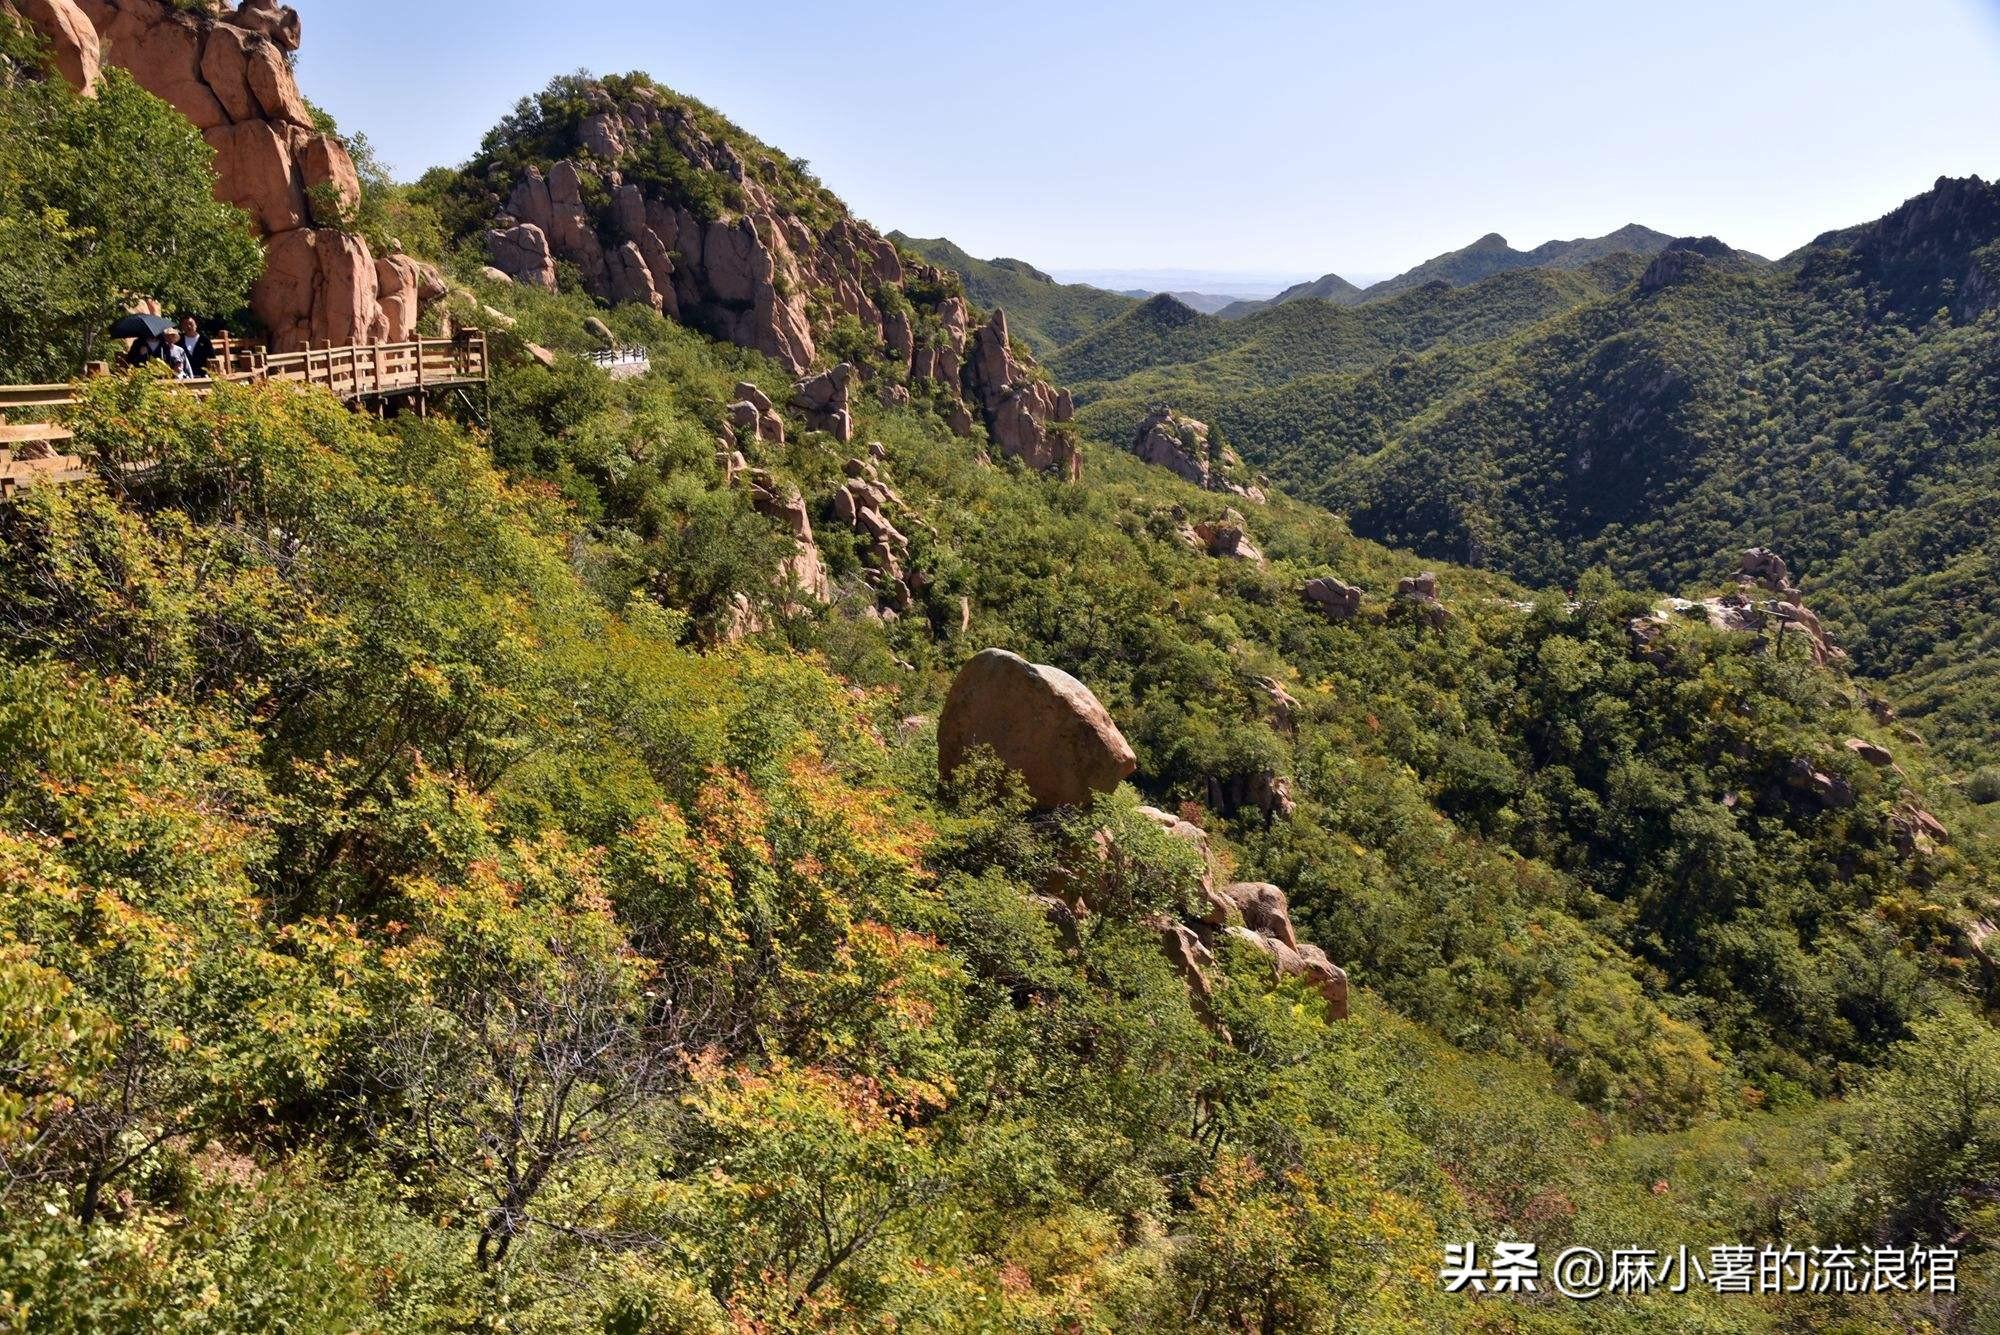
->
290, 0, 2000, 279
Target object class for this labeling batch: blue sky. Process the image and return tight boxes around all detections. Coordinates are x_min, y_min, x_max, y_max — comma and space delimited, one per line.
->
292, 0, 2000, 281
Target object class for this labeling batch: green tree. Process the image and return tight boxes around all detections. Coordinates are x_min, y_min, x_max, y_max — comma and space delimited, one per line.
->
0, 52, 262, 379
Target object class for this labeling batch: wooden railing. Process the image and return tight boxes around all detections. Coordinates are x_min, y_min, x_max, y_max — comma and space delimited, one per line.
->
0, 332, 488, 496
0, 332, 487, 414
0, 424, 86, 498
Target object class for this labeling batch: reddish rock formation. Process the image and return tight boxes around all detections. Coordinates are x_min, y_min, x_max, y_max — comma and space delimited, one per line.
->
792, 363, 856, 442
832, 472, 915, 610
470, 86, 900, 378
1663, 550, 1846, 667
1224, 882, 1298, 950
6, 0, 99, 88
1890, 804, 1950, 857
14, 0, 435, 349
1785, 757, 1855, 810
1302, 577, 1364, 622
939, 650, 1137, 809
1394, 572, 1451, 629
485, 223, 558, 291
964, 311, 1081, 479
1133, 407, 1213, 488
1225, 929, 1350, 1020
726, 382, 785, 447
740, 468, 832, 606
1193, 508, 1265, 565
1129, 407, 1264, 501
1845, 738, 1895, 768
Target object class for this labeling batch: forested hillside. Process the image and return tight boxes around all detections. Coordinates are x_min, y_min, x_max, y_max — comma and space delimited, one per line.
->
889, 233, 1138, 354
3, 14, 1999, 1332
1058, 256, 1648, 407
1217, 224, 1697, 319
1066, 183, 2000, 765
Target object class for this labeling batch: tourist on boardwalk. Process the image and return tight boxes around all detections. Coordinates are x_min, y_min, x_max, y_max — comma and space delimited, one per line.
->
159, 327, 192, 379
179, 318, 216, 378
123, 331, 163, 369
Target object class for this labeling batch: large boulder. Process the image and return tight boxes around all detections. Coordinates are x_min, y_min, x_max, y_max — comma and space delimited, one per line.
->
1394, 572, 1451, 629
484, 223, 557, 290
792, 363, 856, 442
1194, 509, 1264, 564
1225, 927, 1350, 1020
251, 227, 379, 352
939, 650, 1137, 808
1224, 882, 1299, 950
1302, 577, 1364, 621
1740, 547, 1795, 595
7, 0, 100, 89
371, 251, 445, 343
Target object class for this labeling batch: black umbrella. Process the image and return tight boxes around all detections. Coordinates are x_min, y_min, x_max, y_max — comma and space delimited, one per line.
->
110, 313, 174, 339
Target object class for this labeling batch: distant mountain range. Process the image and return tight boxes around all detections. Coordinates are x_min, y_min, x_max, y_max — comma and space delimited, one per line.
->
904, 225, 1766, 348
1215, 224, 1771, 317
1114, 289, 1264, 316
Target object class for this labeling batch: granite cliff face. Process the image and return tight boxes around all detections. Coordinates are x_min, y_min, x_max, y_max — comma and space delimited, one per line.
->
468, 76, 1079, 477
10, 0, 436, 350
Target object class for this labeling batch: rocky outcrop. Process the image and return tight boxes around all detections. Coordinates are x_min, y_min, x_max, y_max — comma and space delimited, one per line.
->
1394, 572, 1451, 629
1786, 758, 1855, 810
1302, 577, 1364, 622
1666, 549, 1845, 667
1193, 509, 1265, 565
375, 249, 447, 347
831, 462, 918, 611
16, 1, 435, 349
1132, 408, 1213, 487
5, 0, 99, 88
1638, 237, 1731, 295
740, 469, 831, 607
965, 311, 1081, 479
1890, 804, 1950, 857
938, 650, 1137, 809
1206, 771, 1297, 823
484, 223, 557, 291
1824, 175, 2000, 321
1225, 928, 1351, 1020
1040, 804, 1349, 1026
1131, 812, 1351, 1023
726, 382, 785, 447
468, 80, 1080, 479
792, 363, 856, 442
1129, 407, 1265, 500
469, 85, 896, 376
1844, 738, 1895, 768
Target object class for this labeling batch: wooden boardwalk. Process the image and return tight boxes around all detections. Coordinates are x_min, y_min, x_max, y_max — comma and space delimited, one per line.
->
0, 332, 488, 496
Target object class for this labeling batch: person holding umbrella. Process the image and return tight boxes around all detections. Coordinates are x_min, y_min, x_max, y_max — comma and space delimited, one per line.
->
112, 313, 174, 371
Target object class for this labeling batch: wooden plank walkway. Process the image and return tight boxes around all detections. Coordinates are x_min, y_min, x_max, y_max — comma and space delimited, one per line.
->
0, 332, 488, 496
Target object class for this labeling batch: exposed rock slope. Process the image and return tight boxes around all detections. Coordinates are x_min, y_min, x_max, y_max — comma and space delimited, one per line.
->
460, 75, 1079, 475
13, 0, 437, 349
